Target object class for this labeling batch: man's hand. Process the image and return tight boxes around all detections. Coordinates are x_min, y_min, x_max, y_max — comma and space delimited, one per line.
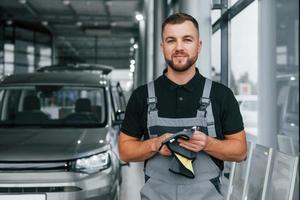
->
176, 130, 247, 162
157, 133, 172, 156
159, 145, 172, 156
119, 132, 173, 162
177, 130, 208, 152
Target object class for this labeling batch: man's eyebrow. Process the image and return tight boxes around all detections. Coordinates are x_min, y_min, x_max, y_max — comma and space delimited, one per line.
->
165, 36, 176, 40
183, 35, 194, 39
164, 35, 195, 40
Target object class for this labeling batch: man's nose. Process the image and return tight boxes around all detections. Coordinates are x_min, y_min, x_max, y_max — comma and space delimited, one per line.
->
175, 41, 184, 50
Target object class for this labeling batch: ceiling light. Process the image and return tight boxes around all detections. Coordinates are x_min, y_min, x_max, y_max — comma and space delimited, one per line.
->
63, 0, 70, 5
110, 22, 117, 27
41, 21, 48, 26
76, 21, 83, 27
130, 59, 135, 65
133, 44, 138, 49
130, 65, 135, 73
135, 13, 144, 21
290, 76, 296, 81
130, 37, 135, 44
18, 0, 26, 4
6, 20, 13, 25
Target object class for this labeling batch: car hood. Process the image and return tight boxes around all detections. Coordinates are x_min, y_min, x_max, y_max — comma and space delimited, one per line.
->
0, 127, 111, 161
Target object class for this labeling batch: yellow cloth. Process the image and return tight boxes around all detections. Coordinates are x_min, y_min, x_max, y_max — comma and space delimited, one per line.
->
174, 153, 194, 173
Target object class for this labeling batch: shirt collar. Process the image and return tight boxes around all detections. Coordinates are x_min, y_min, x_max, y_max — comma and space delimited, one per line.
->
162, 68, 203, 92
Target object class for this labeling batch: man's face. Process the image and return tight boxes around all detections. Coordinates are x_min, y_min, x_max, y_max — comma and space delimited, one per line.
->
161, 21, 202, 72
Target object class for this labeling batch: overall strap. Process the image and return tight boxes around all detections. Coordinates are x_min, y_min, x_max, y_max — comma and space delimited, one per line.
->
200, 79, 217, 138
147, 81, 158, 138
147, 81, 157, 112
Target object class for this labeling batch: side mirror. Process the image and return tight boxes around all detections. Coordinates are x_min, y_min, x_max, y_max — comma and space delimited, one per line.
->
112, 111, 125, 126
115, 111, 125, 121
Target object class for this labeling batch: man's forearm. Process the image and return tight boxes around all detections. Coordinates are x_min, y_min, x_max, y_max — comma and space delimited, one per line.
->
204, 135, 247, 162
119, 133, 162, 162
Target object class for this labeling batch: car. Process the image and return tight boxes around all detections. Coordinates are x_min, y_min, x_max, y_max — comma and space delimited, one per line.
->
0, 71, 123, 200
235, 95, 258, 140
277, 74, 299, 154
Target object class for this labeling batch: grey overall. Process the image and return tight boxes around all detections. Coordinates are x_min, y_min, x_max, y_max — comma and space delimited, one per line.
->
140, 78, 224, 200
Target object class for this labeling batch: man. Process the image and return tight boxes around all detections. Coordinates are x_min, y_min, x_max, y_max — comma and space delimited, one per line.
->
119, 13, 247, 200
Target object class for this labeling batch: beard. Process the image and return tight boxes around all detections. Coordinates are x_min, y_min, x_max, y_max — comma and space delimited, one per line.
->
165, 52, 198, 72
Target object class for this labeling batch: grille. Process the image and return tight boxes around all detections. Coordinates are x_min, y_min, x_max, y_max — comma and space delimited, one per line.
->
0, 186, 82, 193
0, 162, 70, 171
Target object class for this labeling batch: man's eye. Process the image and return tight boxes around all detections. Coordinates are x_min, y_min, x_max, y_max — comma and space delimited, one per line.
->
184, 39, 192, 42
167, 40, 175, 43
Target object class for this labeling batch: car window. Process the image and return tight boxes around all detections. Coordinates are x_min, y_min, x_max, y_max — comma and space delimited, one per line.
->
111, 84, 126, 113
111, 86, 121, 112
117, 85, 126, 111
0, 86, 107, 127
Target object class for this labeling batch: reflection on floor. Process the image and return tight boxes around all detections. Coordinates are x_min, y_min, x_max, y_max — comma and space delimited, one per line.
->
120, 162, 144, 200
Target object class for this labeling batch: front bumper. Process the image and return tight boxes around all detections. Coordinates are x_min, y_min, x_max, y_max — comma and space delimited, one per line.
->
0, 166, 118, 200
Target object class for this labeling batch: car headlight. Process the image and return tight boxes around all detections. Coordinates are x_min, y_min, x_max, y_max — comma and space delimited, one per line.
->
74, 151, 110, 174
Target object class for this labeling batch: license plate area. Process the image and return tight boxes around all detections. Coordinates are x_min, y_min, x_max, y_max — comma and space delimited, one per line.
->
0, 194, 46, 200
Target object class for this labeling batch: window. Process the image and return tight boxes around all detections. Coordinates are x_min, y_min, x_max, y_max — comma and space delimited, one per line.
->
0, 26, 52, 76
230, 0, 239, 7
36, 44, 52, 68
230, 1, 258, 95
211, 30, 221, 82
4, 44, 14, 75
275, 0, 299, 153
211, 10, 221, 25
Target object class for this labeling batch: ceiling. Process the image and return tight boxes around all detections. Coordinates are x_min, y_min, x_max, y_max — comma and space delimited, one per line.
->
0, 0, 142, 69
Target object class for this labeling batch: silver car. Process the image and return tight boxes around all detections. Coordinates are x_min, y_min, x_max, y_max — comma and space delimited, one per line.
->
0, 71, 122, 200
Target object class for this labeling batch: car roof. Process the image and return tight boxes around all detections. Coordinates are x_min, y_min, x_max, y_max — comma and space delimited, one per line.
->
36, 63, 114, 74
0, 71, 108, 87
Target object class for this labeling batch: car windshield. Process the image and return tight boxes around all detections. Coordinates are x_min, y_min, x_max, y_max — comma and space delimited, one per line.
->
0, 85, 107, 127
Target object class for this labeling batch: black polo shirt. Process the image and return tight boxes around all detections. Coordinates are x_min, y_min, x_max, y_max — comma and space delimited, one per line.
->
121, 69, 244, 169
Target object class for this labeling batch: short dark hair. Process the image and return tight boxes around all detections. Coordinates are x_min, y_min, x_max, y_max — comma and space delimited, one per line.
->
161, 13, 199, 38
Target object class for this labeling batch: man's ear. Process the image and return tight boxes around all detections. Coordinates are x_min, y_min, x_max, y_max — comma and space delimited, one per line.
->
198, 40, 202, 54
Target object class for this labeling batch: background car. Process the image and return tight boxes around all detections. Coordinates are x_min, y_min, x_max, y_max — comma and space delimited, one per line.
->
0, 70, 123, 200
277, 74, 299, 155
235, 95, 258, 142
